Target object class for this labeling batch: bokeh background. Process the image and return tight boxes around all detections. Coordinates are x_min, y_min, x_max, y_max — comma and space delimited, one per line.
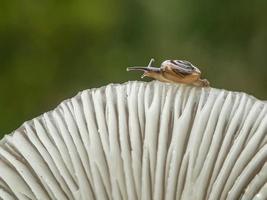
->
0, 0, 267, 136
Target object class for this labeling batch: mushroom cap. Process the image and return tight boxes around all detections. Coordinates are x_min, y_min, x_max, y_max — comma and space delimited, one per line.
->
0, 81, 266, 200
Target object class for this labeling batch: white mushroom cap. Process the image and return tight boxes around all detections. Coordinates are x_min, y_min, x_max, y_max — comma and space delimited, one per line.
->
0, 81, 266, 200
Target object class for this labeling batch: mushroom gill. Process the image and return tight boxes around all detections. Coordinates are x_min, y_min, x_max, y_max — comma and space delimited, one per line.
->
0, 81, 266, 200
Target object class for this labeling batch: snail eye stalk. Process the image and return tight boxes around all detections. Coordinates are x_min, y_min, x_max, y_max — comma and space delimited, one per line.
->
147, 58, 155, 67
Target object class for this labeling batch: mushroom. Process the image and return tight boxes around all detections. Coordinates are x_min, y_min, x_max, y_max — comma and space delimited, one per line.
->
0, 81, 266, 200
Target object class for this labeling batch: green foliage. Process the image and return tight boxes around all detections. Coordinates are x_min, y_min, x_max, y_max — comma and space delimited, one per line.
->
0, 0, 267, 135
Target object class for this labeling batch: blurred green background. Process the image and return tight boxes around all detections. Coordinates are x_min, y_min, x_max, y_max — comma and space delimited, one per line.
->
0, 0, 267, 136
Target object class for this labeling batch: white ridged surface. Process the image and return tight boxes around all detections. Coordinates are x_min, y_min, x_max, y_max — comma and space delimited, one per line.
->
0, 81, 266, 200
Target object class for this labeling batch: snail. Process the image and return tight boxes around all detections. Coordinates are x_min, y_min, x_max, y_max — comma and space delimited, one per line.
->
127, 58, 210, 87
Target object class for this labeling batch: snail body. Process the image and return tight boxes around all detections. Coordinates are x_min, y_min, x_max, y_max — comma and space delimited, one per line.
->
127, 59, 210, 87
